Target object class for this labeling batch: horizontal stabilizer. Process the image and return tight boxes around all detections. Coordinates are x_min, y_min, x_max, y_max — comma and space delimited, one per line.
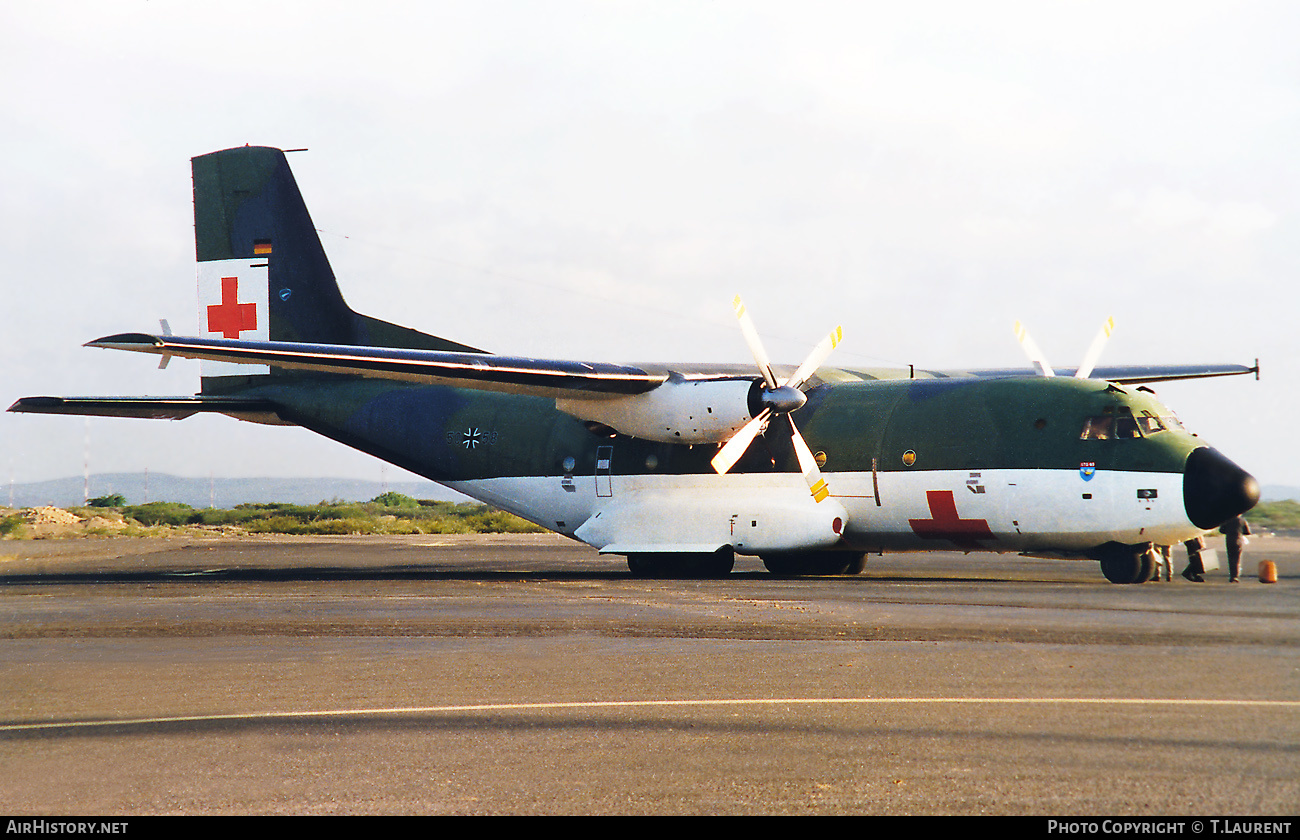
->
86, 334, 667, 400
7, 396, 293, 426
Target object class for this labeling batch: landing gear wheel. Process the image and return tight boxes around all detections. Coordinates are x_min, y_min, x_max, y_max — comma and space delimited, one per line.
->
626, 554, 658, 577
760, 554, 799, 575
762, 551, 866, 576
627, 549, 734, 578
1098, 546, 1151, 584
694, 549, 736, 578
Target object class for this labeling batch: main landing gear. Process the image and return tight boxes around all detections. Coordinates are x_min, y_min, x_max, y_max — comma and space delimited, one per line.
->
761, 551, 867, 576
624, 549, 869, 578
626, 548, 735, 578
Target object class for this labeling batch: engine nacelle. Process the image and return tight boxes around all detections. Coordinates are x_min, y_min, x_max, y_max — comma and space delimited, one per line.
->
556, 378, 755, 444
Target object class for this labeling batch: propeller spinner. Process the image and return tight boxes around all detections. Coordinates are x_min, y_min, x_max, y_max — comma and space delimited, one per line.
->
711, 296, 842, 504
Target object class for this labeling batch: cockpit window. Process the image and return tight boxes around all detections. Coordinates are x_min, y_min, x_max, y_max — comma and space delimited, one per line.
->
1081, 406, 1149, 440
1114, 407, 1141, 439
1080, 415, 1114, 440
1136, 411, 1167, 435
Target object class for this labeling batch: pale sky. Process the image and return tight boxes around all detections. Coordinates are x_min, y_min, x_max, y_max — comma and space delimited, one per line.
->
3, 1, 1296, 490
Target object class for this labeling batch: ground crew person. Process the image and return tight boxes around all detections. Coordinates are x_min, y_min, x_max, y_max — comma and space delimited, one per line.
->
1219, 515, 1251, 583
1154, 544, 1173, 582
1181, 536, 1206, 582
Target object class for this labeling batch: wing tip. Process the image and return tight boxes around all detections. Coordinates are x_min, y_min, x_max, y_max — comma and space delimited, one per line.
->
85, 333, 164, 350
8, 396, 63, 413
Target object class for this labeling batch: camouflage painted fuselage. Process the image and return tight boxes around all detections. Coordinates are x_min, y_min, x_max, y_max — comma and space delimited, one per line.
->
240, 368, 1208, 554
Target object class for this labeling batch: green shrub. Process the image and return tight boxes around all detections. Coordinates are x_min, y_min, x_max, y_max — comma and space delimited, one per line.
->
0, 515, 24, 537
1247, 500, 1300, 533
419, 518, 472, 534
122, 501, 195, 527
25, 497, 544, 537
463, 509, 546, 533
370, 492, 420, 509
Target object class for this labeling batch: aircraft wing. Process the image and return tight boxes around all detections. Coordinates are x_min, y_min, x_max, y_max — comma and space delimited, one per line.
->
1081, 363, 1259, 384
8, 395, 294, 425
964, 362, 1259, 384
83, 333, 668, 400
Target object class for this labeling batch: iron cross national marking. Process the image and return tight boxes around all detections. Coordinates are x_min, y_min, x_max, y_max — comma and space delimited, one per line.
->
908, 490, 996, 550
462, 428, 481, 449
207, 276, 258, 338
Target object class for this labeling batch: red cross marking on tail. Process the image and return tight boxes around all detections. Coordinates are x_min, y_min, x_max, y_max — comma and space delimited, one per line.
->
908, 490, 996, 550
207, 276, 257, 338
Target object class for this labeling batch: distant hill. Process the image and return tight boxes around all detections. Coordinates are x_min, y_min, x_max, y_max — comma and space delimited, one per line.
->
4, 473, 467, 509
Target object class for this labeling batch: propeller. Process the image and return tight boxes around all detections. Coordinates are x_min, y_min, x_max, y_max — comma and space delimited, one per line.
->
1074, 316, 1115, 380
711, 296, 841, 504
1013, 317, 1114, 379
1013, 320, 1055, 377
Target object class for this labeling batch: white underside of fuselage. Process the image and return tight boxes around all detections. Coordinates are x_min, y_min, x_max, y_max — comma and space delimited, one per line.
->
445, 467, 1200, 556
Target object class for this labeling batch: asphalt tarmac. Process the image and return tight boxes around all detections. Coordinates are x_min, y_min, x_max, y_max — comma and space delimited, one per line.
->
0, 533, 1297, 816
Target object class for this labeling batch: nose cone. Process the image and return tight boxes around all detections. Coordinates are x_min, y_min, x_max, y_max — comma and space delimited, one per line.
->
1183, 447, 1260, 530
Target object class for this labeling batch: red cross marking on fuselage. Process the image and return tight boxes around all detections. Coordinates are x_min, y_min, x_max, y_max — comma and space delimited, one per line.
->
207, 276, 257, 338
908, 490, 996, 550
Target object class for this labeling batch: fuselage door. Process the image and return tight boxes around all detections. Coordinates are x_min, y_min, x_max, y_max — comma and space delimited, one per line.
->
595, 445, 614, 497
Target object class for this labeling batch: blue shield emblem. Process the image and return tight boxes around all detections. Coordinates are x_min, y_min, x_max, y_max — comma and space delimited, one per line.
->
1080, 462, 1096, 481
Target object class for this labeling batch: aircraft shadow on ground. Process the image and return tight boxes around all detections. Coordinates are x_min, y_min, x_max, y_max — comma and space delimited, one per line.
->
0, 567, 1069, 585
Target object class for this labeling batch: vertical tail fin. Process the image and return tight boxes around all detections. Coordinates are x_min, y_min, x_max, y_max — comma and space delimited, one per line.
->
192, 145, 482, 394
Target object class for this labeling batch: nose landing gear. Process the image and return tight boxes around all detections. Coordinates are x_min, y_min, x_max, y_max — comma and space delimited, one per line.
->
1094, 542, 1159, 584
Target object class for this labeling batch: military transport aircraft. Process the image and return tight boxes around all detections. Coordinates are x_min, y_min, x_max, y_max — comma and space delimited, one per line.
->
10, 146, 1261, 583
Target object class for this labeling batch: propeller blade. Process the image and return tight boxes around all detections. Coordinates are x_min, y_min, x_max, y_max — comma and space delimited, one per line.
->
1074, 316, 1115, 379
732, 295, 779, 389
787, 415, 831, 503
784, 324, 843, 390
1013, 320, 1055, 377
711, 409, 770, 475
